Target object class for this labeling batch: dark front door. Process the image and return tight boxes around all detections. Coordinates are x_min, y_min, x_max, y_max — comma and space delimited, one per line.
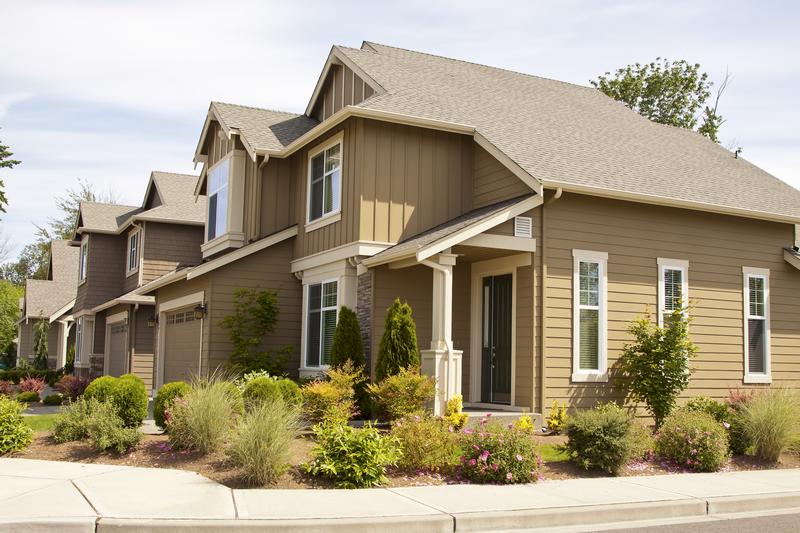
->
481, 274, 513, 404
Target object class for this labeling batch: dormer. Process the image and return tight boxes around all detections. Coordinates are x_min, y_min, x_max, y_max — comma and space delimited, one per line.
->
306, 52, 379, 122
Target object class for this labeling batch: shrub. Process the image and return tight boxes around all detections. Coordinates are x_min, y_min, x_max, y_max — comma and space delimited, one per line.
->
546, 400, 569, 434
85, 400, 141, 453
391, 415, 460, 471
562, 403, 637, 475
53, 397, 96, 442
43, 393, 64, 406
305, 423, 402, 488
656, 409, 729, 472
55, 375, 91, 400
616, 308, 697, 428
515, 415, 535, 432
84, 376, 117, 403
0, 380, 13, 397
227, 398, 301, 485
301, 363, 359, 425
0, 396, 33, 454
368, 367, 435, 421
15, 391, 39, 403
627, 421, 656, 460
18, 377, 46, 394
685, 396, 730, 423
727, 389, 755, 455
445, 394, 468, 431
459, 416, 541, 484
740, 388, 799, 462
84, 375, 148, 428
329, 306, 365, 370
154, 382, 191, 429
375, 299, 420, 381
167, 379, 241, 453
233, 369, 272, 392
243, 377, 301, 410
0, 369, 61, 386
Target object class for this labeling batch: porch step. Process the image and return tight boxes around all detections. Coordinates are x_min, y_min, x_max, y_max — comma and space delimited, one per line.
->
463, 409, 543, 429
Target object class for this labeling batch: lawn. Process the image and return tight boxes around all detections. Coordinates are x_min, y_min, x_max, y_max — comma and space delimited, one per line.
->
24, 414, 58, 433
539, 443, 569, 462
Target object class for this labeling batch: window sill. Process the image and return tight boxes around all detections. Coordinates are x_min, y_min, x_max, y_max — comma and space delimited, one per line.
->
744, 373, 772, 384
78, 278, 87, 286
571, 372, 608, 383
305, 212, 341, 233
201, 232, 246, 258
299, 366, 329, 379
126, 268, 138, 278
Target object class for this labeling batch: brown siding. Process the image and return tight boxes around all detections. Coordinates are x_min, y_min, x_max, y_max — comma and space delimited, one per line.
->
122, 228, 140, 294
260, 156, 297, 238
142, 222, 204, 283
74, 233, 126, 312
93, 311, 106, 355
131, 305, 154, 392
542, 193, 800, 410
204, 121, 240, 170
311, 65, 373, 122
473, 144, 530, 209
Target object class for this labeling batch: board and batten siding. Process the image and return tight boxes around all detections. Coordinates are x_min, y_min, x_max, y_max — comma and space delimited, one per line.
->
541, 192, 800, 410
141, 222, 204, 284
310, 64, 375, 122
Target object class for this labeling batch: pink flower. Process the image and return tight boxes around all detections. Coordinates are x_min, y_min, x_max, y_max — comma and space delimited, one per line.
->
469, 459, 477, 466
492, 463, 499, 471
515, 454, 524, 462
723, 422, 731, 429
479, 450, 490, 462
462, 428, 474, 435
448, 426, 454, 433
506, 472, 513, 481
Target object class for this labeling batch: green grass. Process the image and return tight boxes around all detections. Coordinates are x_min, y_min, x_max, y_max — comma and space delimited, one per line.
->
24, 414, 58, 433
539, 443, 569, 462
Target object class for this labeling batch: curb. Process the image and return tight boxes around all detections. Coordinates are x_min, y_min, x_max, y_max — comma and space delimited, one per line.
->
707, 492, 800, 515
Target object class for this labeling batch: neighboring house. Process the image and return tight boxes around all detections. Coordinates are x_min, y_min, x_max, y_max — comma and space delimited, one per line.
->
18, 240, 79, 369
139, 42, 800, 416
71, 172, 205, 393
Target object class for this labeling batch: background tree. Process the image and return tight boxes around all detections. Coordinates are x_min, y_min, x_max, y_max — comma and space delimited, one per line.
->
330, 306, 364, 370
0, 280, 23, 364
591, 58, 728, 143
0, 134, 20, 214
375, 299, 420, 381
32, 317, 49, 370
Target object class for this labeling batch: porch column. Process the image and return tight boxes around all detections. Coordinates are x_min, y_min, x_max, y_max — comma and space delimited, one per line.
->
420, 252, 462, 415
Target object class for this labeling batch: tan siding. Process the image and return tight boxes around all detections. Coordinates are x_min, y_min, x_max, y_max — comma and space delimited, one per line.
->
542, 193, 800, 410
17, 322, 35, 359
259, 156, 297, 237
473, 145, 530, 209
141, 222, 204, 283
515, 265, 534, 409
131, 305, 154, 392
204, 121, 239, 170
311, 65, 372, 122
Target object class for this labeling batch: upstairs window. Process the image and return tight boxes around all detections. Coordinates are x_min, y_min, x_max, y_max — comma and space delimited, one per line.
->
307, 140, 341, 222
79, 239, 89, 281
743, 267, 771, 383
572, 249, 608, 382
207, 159, 229, 241
305, 280, 338, 367
658, 259, 689, 326
126, 230, 140, 275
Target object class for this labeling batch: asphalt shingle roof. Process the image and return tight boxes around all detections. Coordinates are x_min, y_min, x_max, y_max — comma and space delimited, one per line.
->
211, 102, 319, 153
78, 202, 141, 233
24, 240, 79, 319
333, 42, 800, 221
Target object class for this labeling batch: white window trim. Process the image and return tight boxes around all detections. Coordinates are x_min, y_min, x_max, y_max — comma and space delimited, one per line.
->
657, 258, 689, 327
78, 236, 89, 284
126, 229, 141, 276
572, 249, 608, 383
743, 266, 771, 384
305, 132, 344, 227
301, 277, 339, 372
205, 154, 231, 242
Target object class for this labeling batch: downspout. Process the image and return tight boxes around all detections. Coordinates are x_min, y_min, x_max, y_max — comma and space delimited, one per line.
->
539, 187, 562, 418
130, 304, 139, 376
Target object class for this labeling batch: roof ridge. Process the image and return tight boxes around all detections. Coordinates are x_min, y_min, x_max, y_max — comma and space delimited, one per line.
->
152, 171, 199, 178
80, 200, 139, 209
211, 101, 303, 117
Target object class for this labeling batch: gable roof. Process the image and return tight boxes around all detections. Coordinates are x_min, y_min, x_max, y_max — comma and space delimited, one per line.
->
77, 202, 141, 234
47, 240, 79, 283
144, 171, 201, 207
325, 41, 800, 223
23, 240, 79, 320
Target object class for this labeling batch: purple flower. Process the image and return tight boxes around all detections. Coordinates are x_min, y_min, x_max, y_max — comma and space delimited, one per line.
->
506, 472, 513, 481
479, 450, 490, 462
469, 459, 477, 466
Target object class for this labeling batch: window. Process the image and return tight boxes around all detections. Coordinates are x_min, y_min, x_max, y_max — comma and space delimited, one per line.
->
307, 140, 341, 222
207, 159, 229, 241
572, 250, 608, 381
305, 280, 338, 367
658, 259, 688, 326
79, 239, 88, 281
743, 267, 770, 383
126, 230, 140, 275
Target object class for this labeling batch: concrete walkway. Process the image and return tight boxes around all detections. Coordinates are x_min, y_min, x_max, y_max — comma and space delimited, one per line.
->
1, 459, 799, 532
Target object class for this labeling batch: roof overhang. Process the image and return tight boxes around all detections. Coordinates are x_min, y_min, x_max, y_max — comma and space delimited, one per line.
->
134, 269, 190, 296
92, 295, 155, 314
49, 299, 76, 324
784, 248, 800, 271
193, 103, 258, 167
304, 46, 386, 116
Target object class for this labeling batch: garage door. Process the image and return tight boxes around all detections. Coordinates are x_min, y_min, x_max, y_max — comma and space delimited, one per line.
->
107, 322, 128, 377
162, 308, 201, 384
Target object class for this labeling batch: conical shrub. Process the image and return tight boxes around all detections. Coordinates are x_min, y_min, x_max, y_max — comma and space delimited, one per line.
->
375, 299, 419, 381
330, 306, 365, 370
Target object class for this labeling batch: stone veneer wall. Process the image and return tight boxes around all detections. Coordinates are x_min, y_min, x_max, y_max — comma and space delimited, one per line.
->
356, 271, 373, 379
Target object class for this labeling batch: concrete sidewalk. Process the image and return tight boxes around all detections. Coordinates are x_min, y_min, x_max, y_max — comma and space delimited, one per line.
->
1, 459, 799, 532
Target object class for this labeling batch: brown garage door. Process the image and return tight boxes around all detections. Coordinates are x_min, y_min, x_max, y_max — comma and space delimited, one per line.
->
162, 308, 201, 384
107, 323, 128, 377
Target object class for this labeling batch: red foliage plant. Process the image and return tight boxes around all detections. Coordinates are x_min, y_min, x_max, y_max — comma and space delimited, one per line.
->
55, 375, 91, 400
18, 377, 46, 394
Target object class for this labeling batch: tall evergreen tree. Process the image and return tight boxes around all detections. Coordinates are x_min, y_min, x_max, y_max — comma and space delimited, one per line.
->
375, 299, 420, 381
0, 134, 20, 215
330, 306, 364, 370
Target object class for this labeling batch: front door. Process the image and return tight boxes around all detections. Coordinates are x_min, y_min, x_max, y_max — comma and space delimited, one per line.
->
481, 274, 512, 404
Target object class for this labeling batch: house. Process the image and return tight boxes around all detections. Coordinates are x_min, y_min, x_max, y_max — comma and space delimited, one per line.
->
70, 172, 205, 393
138, 42, 800, 416
17, 240, 79, 369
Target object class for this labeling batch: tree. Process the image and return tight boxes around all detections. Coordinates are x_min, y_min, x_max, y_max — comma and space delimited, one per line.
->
375, 299, 420, 381
591, 58, 727, 142
616, 307, 697, 429
32, 318, 49, 370
0, 134, 20, 214
0, 280, 23, 362
330, 306, 364, 370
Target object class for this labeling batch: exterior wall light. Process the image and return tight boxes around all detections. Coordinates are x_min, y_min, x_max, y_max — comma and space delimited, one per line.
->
193, 303, 208, 320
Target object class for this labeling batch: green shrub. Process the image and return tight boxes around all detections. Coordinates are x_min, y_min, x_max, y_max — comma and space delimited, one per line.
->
167, 379, 241, 453
686, 396, 730, 423
562, 403, 638, 475
53, 397, 96, 442
85, 400, 141, 453
375, 299, 420, 381
301, 363, 360, 425
305, 423, 401, 488
391, 415, 460, 471
741, 388, 799, 462
459, 416, 541, 484
0, 396, 33, 454
329, 306, 364, 370
43, 393, 63, 406
617, 309, 697, 428
227, 398, 301, 485
233, 369, 272, 392
84, 376, 117, 403
275, 379, 302, 406
15, 391, 39, 403
0, 369, 61, 386
84, 375, 147, 428
243, 377, 301, 410
367, 367, 435, 421
727, 389, 755, 455
154, 382, 191, 429
656, 409, 729, 472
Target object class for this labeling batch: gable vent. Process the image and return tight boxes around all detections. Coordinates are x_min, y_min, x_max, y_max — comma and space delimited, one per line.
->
514, 216, 533, 238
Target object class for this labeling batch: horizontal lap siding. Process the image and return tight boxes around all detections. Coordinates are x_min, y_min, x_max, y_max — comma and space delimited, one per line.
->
142, 223, 204, 284
75, 234, 126, 312
543, 193, 800, 410
131, 306, 154, 392
473, 145, 530, 209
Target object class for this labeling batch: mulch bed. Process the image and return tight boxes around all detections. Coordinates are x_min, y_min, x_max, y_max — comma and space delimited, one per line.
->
14, 431, 800, 489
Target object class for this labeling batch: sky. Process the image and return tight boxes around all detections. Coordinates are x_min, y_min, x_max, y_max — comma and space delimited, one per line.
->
1, 0, 798, 260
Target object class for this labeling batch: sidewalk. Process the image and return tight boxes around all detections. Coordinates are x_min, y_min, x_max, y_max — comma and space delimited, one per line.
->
1, 458, 799, 532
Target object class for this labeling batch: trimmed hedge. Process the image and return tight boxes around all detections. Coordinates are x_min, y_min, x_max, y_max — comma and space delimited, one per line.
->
243, 377, 301, 410
84, 374, 148, 428
154, 382, 191, 429
0, 369, 62, 386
